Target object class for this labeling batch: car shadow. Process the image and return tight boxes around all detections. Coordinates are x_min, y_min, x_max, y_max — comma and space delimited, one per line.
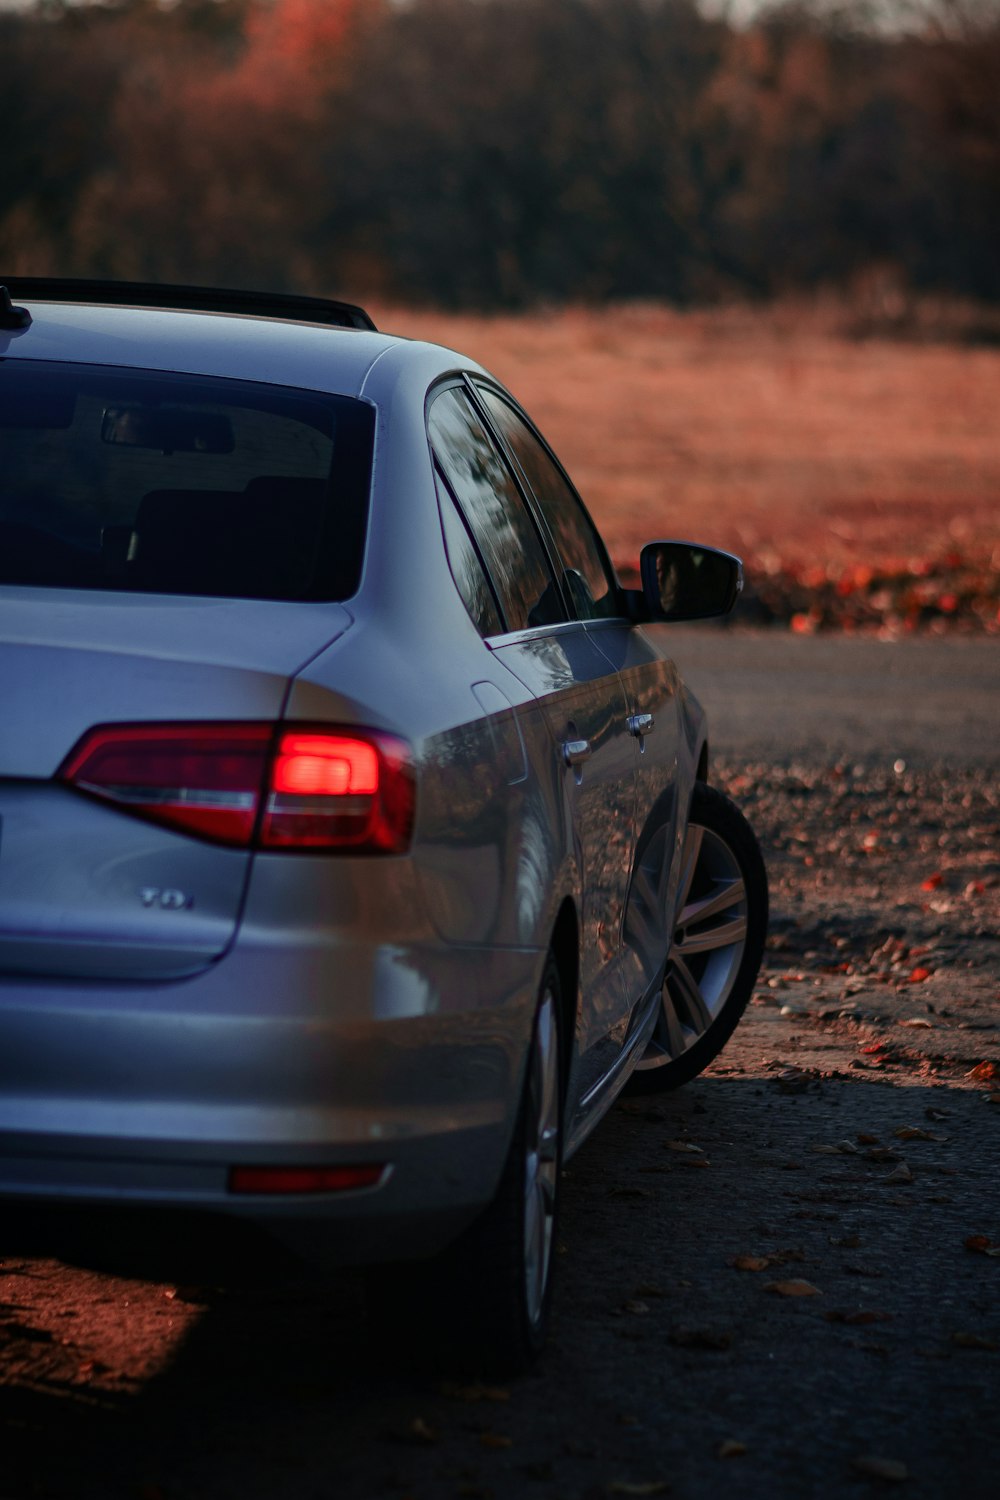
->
3, 1070, 998, 1498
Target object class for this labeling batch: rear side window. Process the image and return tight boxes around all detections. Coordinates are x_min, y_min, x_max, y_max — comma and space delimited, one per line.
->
428, 386, 564, 633
0, 360, 374, 600
478, 387, 620, 621
434, 468, 504, 637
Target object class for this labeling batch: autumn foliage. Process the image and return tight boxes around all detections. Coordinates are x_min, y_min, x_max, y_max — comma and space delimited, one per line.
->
3, 0, 1000, 311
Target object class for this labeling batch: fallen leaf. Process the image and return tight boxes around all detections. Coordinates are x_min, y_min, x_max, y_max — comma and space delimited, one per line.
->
885, 1164, 914, 1183
865, 1148, 902, 1163
925, 1107, 949, 1122
609, 1186, 654, 1199
634, 1283, 667, 1298
763, 1279, 821, 1297
663, 1140, 704, 1154
623, 1300, 650, 1315
920, 872, 944, 891
899, 1017, 933, 1028
830, 1235, 861, 1249
951, 1332, 999, 1350
967, 1062, 999, 1083
669, 1326, 733, 1350
717, 1440, 747, 1459
479, 1432, 513, 1450
893, 1126, 939, 1141
856, 1133, 880, 1145
851, 1455, 909, 1482
730, 1255, 771, 1272
964, 1235, 1000, 1257
908, 967, 933, 983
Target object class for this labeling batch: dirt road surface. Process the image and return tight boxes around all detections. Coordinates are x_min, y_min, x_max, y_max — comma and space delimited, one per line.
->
2, 631, 998, 1500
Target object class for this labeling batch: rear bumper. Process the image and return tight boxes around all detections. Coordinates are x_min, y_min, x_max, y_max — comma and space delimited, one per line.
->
0, 934, 541, 1264
0, 1128, 496, 1265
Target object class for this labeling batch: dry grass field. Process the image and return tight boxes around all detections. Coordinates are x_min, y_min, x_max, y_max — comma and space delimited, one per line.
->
376, 302, 1000, 632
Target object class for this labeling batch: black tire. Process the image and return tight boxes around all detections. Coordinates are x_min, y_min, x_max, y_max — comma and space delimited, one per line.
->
438, 953, 563, 1374
366, 955, 564, 1376
628, 781, 767, 1092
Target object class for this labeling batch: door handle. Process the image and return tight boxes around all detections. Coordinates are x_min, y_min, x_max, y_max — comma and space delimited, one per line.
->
562, 738, 592, 767
627, 713, 655, 738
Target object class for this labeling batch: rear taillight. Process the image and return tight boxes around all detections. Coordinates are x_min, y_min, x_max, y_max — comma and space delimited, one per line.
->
59, 723, 415, 853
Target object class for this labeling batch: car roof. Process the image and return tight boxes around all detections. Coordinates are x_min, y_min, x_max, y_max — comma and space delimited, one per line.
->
0, 289, 479, 400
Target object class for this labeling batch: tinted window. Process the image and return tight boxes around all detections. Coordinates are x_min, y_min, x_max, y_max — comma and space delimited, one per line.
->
0, 360, 374, 600
428, 386, 564, 632
479, 388, 619, 621
435, 468, 504, 636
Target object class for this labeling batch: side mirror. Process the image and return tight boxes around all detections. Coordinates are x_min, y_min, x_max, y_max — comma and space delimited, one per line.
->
639, 541, 743, 622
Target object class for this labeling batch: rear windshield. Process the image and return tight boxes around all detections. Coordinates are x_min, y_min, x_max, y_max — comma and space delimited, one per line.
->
0, 359, 374, 600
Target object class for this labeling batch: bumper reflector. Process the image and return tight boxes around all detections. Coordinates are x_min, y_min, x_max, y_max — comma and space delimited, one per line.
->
228, 1163, 387, 1195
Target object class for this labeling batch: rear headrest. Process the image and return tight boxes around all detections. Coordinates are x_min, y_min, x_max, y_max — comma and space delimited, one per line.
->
132, 478, 328, 598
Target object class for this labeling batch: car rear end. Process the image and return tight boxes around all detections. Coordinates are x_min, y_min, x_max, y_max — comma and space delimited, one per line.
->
0, 300, 530, 1265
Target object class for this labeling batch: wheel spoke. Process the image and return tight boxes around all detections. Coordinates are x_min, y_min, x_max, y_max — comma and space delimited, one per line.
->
677, 914, 748, 957
668, 952, 713, 1032
675, 823, 703, 912
625, 830, 671, 958
678, 874, 745, 930
659, 986, 691, 1057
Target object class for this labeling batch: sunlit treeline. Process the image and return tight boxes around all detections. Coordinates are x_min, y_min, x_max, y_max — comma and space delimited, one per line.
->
2, 0, 998, 307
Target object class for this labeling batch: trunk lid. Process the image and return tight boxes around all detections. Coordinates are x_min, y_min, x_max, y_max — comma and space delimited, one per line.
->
0, 589, 350, 980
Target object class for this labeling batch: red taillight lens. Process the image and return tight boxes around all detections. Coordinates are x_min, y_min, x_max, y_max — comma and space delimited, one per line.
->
59, 723, 272, 846
262, 729, 414, 852
59, 723, 415, 853
228, 1164, 387, 1195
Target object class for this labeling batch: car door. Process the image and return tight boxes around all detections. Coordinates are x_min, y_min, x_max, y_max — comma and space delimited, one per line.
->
472, 384, 681, 1023
427, 382, 637, 1107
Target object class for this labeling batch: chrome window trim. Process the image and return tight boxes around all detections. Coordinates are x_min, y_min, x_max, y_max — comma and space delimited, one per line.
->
484, 616, 597, 650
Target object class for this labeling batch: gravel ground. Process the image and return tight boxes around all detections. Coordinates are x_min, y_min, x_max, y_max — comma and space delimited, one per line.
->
2, 659, 999, 1500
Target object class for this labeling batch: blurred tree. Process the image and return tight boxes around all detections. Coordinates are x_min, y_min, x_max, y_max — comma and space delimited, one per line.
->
0, 9, 121, 273
61, 0, 380, 288
331, 0, 726, 305
1, 0, 997, 307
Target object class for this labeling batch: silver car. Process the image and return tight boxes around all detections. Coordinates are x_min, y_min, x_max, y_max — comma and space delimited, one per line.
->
0, 279, 767, 1371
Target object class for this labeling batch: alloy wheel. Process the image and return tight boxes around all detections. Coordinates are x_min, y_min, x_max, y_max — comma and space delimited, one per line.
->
635, 818, 748, 1072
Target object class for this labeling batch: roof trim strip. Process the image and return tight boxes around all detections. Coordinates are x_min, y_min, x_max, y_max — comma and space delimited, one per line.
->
0, 278, 376, 332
